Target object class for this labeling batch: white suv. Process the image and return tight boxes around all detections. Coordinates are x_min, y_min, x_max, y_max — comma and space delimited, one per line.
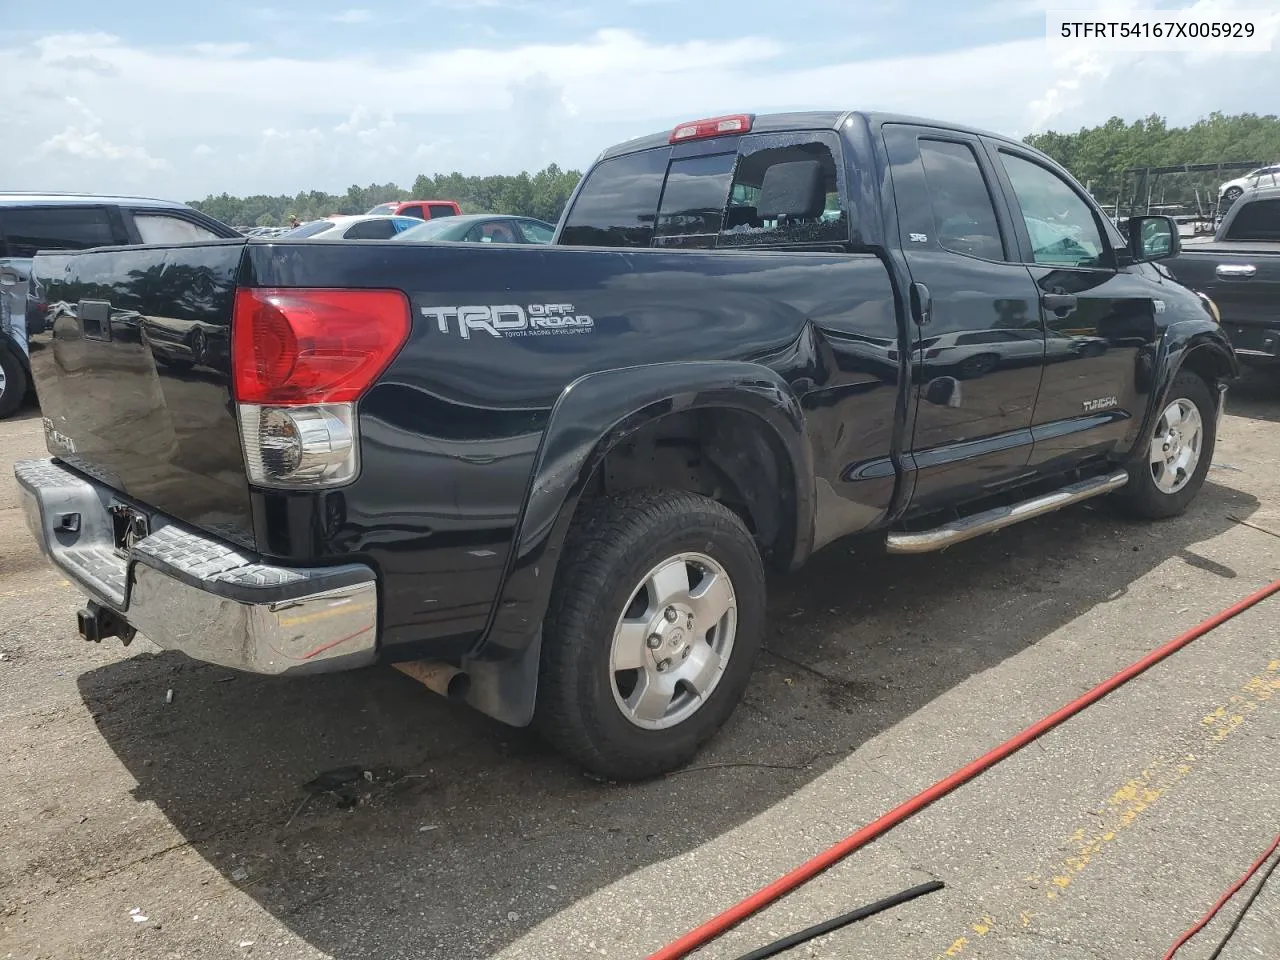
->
1220, 164, 1280, 205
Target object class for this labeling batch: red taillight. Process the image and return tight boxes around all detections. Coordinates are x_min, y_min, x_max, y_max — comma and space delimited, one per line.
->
669, 114, 753, 144
232, 287, 411, 405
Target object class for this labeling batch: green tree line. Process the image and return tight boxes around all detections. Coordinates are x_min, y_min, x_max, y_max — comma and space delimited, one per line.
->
1025, 111, 1280, 205
189, 163, 583, 228
191, 113, 1280, 228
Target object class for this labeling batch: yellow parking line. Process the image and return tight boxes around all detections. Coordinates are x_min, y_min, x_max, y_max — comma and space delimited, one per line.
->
931, 658, 1280, 958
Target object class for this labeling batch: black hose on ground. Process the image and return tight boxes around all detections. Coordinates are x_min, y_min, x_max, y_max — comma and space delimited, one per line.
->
729, 880, 945, 960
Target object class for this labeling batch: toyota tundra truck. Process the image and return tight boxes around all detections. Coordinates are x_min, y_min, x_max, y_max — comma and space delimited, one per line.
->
16, 111, 1236, 780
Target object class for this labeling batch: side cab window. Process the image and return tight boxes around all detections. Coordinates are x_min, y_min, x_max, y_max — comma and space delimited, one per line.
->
996, 150, 1109, 268
917, 138, 1006, 261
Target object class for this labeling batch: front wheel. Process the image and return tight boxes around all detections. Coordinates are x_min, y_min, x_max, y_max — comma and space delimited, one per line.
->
535, 489, 766, 780
1118, 371, 1216, 519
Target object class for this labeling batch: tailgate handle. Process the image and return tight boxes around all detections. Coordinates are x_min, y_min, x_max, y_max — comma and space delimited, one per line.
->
78, 299, 113, 342
1215, 263, 1256, 280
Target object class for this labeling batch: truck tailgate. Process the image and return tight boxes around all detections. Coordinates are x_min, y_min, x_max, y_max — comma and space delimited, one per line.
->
29, 241, 255, 547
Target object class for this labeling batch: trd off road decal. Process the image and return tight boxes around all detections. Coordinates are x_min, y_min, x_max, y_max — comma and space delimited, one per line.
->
422, 303, 594, 340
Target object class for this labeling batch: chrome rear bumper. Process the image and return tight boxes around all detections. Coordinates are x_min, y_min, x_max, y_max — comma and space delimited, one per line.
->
15, 458, 377, 675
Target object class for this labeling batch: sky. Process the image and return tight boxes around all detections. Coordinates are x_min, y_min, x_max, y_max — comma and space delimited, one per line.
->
1, 0, 1277, 202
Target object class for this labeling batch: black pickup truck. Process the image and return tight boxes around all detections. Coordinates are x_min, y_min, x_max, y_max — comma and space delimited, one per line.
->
1162, 185, 1280, 368
16, 110, 1236, 779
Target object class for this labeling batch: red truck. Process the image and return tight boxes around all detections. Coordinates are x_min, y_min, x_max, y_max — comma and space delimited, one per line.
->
366, 199, 461, 220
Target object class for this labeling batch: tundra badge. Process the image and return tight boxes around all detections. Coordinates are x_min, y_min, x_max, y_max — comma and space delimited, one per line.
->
1082, 396, 1118, 412
42, 418, 77, 454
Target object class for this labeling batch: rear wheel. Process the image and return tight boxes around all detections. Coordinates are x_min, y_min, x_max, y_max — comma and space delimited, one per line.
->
1118, 371, 1216, 519
0, 347, 28, 419
535, 489, 766, 780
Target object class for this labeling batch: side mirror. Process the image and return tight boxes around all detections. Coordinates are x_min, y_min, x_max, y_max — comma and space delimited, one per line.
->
1128, 215, 1181, 262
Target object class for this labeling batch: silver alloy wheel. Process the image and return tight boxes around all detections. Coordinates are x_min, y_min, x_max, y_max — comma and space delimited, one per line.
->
1148, 397, 1204, 495
0, 365, 6, 396
608, 551, 737, 731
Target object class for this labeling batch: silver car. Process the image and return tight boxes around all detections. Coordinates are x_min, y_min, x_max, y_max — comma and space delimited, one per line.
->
279, 215, 422, 240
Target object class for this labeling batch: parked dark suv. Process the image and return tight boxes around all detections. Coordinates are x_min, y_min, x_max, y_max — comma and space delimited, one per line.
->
0, 194, 239, 418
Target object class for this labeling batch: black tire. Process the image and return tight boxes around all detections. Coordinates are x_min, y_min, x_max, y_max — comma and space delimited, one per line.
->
0, 346, 29, 420
1223, 186, 1243, 203
1118, 370, 1216, 520
534, 488, 766, 781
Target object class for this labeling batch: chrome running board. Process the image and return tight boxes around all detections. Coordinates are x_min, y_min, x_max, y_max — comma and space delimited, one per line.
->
886, 470, 1129, 555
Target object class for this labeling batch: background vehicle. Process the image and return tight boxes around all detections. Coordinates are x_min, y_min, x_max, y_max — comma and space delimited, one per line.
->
1219, 163, 1280, 205
397, 214, 556, 244
280, 215, 422, 240
16, 111, 1235, 780
0, 193, 238, 419
366, 199, 461, 220
1166, 185, 1280, 368
1115, 161, 1266, 237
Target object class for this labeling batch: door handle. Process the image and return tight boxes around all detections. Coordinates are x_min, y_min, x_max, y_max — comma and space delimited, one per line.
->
1041, 293, 1078, 316
1215, 263, 1256, 280
910, 281, 932, 325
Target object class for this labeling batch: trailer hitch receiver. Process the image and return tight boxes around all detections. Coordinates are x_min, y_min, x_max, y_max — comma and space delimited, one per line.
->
77, 601, 136, 646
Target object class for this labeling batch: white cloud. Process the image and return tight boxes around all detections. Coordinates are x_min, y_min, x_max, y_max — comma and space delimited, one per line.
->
40, 126, 167, 169
329, 8, 374, 23
1, 17, 1277, 200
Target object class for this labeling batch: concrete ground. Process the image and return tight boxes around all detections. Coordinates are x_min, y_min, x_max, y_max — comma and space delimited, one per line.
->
2, 371, 1278, 960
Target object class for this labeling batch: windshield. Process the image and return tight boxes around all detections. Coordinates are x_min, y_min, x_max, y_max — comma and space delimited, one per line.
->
397, 218, 467, 241
280, 220, 337, 239
367, 203, 397, 216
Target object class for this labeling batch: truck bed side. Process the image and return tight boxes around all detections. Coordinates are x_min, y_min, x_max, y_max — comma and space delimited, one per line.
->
239, 240, 899, 659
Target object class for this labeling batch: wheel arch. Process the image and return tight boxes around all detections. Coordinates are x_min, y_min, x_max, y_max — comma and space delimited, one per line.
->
1134, 319, 1237, 458
468, 361, 814, 723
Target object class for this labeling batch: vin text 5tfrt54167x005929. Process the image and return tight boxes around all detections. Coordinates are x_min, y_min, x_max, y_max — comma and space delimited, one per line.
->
16, 111, 1236, 779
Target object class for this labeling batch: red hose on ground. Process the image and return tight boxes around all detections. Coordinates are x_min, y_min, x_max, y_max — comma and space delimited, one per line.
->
1161, 829, 1280, 960
647, 576, 1280, 960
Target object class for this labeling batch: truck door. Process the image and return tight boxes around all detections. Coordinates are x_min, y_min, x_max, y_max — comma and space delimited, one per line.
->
882, 125, 1045, 510
986, 143, 1159, 466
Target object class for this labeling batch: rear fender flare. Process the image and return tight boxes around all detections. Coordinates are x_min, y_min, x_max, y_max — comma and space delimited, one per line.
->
474, 361, 814, 680
523, 361, 812, 558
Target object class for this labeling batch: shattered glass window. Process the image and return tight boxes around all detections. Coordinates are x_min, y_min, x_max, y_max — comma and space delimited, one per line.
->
718, 135, 849, 247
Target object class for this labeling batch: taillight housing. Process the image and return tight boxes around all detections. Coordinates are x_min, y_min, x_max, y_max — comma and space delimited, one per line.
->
231, 287, 410, 489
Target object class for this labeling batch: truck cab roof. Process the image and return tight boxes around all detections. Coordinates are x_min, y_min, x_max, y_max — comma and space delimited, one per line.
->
598, 110, 1026, 160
